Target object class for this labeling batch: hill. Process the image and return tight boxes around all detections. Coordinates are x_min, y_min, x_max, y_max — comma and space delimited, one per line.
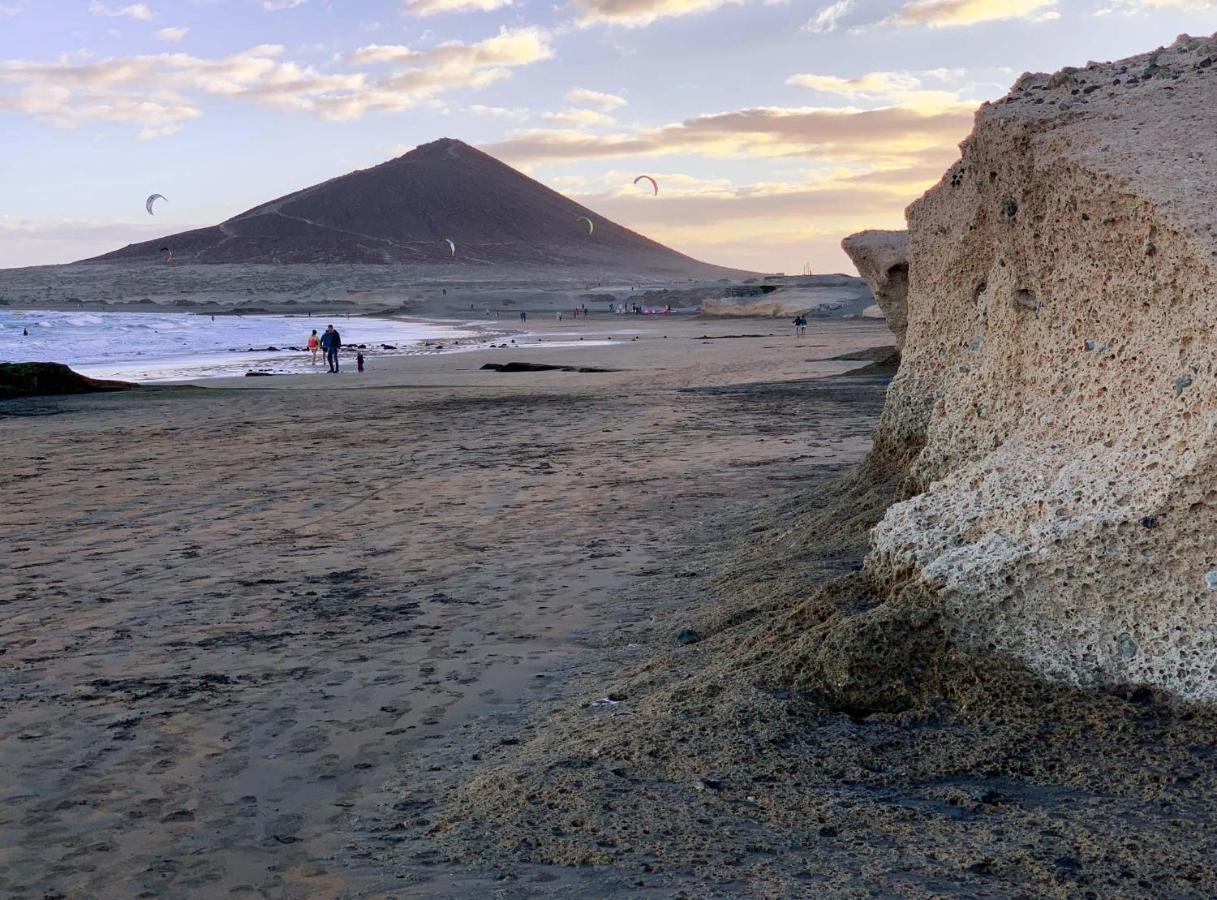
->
85, 138, 740, 277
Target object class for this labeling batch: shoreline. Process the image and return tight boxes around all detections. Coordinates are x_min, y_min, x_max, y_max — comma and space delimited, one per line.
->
2, 305, 836, 384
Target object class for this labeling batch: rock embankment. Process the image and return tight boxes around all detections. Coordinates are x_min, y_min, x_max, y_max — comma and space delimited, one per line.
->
863, 34, 1217, 701
841, 230, 908, 349
0, 363, 135, 400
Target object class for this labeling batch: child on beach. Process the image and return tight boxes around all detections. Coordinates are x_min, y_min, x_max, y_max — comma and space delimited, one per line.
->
307, 330, 320, 365
356, 352, 365, 373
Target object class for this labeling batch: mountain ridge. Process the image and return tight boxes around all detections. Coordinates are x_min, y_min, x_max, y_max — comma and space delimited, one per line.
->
85, 138, 744, 277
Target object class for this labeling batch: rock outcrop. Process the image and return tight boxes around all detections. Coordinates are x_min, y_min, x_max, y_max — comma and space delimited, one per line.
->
0, 363, 134, 400
842, 230, 909, 349
862, 34, 1217, 701
698, 274, 874, 318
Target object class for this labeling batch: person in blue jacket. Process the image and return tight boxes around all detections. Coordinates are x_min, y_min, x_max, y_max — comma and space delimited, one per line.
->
320, 324, 342, 373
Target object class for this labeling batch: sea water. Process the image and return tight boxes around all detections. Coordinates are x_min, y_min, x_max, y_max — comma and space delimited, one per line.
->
0, 310, 484, 382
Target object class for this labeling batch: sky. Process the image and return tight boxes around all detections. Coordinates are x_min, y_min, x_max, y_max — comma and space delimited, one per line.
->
2, 1, 1216, 274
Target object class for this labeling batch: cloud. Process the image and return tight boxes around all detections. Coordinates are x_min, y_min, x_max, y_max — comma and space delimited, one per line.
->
543, 107, 616, 126
402, 0, 512, 14
570, 0, 747, 28
482, 98, 971, 274
484, 105, 974, 166
557, 160, 954, 274
0, 215, 203, 268
88, 1, 154, 20
887, 0, 1059, 27
786, 69, 973, 112
565, 87, 627, 109
467, 103, 529, 119
349, 25, 551, 68
263, 0, 307, 9
0, 27, 552, 136
803, 0, 853, 32
154, 26, 189, 41
1097, 0, 1217, 10
0, 3, 24, 17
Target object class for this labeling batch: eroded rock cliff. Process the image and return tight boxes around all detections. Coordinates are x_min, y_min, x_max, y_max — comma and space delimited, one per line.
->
867, 34, 1217, 701
841, 230, 909, 349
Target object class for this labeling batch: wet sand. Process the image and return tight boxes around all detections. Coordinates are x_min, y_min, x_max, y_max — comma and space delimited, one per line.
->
0, 317, 892, 897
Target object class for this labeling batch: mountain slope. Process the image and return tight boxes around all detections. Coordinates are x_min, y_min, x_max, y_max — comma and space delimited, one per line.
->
86, 138, 739, 276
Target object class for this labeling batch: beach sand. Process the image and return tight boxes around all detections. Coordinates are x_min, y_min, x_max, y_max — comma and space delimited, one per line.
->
10, 313, 1211, 898
0, 316, 892, 897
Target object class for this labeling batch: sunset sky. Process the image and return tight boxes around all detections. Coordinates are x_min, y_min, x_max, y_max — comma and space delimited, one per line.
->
2, 0, 1216, 273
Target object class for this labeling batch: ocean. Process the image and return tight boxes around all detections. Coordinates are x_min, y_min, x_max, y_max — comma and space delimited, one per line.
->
0, 310, 485, 382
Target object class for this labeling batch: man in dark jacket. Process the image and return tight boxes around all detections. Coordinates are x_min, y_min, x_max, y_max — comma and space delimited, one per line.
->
320, 324, 342, 373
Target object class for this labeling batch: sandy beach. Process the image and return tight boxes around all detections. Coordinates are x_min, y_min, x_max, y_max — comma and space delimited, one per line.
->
9, 8, 1217, 898
0, 316, 892, 897
7, 311, 1217, 899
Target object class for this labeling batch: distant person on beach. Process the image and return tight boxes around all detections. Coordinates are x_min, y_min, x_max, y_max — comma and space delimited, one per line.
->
320, 324, 342, 373
799, 316, 808, 336
356, 352, 365, 373
520, 311, 527, 323
307, 329, 320, 365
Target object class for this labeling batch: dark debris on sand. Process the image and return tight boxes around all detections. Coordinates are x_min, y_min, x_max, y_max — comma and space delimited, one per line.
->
422, 385, 1217, 898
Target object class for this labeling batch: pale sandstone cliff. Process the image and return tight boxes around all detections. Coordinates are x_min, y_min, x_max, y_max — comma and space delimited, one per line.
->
841, 230, 909, 349
864, 34, 1217, 701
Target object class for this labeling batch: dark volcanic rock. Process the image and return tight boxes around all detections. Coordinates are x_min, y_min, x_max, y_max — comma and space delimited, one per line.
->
86, 138, 736, 276
0, 363, 135, 400
480, 362, 618, 373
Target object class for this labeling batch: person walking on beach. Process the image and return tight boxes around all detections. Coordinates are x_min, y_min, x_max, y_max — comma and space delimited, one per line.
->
356, 351, 365, 373
320, 324, 342, 373
307, 329, 320, 366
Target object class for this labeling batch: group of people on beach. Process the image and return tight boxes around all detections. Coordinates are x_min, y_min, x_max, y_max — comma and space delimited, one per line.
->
306, 324, 363, 373
792, 315, 808, 337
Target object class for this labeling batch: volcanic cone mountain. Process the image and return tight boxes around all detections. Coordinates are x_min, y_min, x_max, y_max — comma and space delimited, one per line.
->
88, 138, 734, 275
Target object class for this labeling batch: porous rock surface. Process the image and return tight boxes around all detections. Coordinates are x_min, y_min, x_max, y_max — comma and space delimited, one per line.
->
866, 34, 1217, 701
841, 230, 909, 349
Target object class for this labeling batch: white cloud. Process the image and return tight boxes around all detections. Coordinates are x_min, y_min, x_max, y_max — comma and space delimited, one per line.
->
485, 104, 974, 168
154, 26, 189, 41
565, 87, 627, 109
786, 69, 973, 111
467, 103, 529, 119
570, 0, 748, 27
803, 0, 853, 32
0, 3, 24, 17
402, 0, 512, 15
543, 107, 615, 126
887, 0, 1059, 27
89, 2, 153, 20
1098, 0, 1217, 10
0, 27, 553, 137
263, 0, 307, 10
